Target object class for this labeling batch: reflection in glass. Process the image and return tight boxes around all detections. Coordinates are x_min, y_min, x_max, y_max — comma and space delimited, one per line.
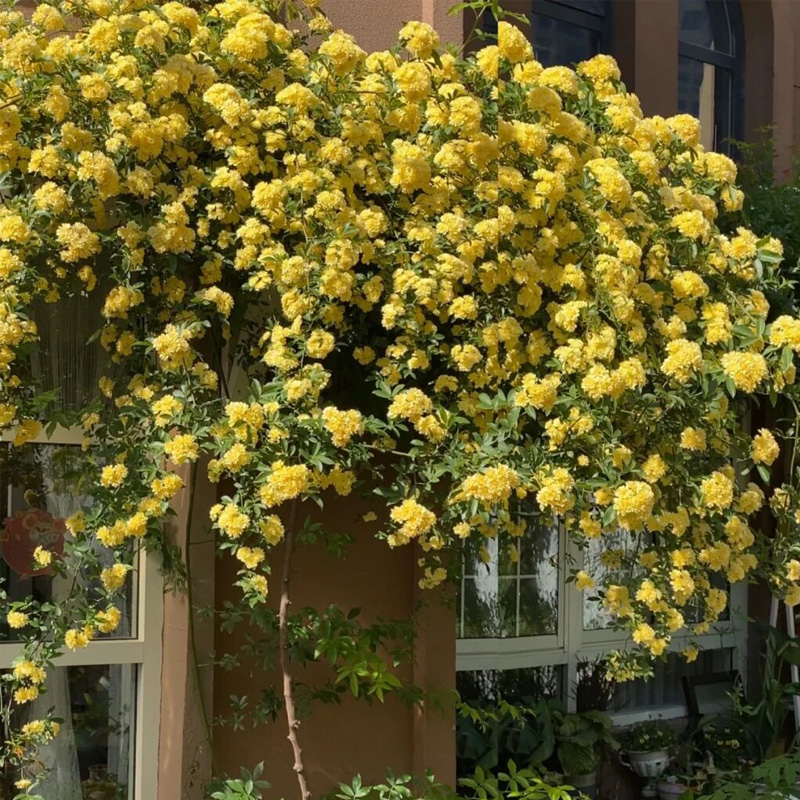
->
531, 16, 600, 67
457, 665, 563, 705
679, 0, 734, 53
583, 527, 638, 631
679, 0, 716, 49
458, 516, 559, 639
679, 57, 728, 150
7, 664, 135, 799
614, 648, 733, 712
0, 444, 135, 642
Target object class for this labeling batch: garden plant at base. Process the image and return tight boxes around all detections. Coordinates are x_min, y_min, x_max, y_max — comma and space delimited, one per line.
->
1, 0, 800, 797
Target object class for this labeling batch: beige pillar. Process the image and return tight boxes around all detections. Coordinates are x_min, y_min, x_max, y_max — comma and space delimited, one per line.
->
769, 0, 800, 177
158, 464, 217, 800
614, 0, 679, 117
412, 570, 457, 786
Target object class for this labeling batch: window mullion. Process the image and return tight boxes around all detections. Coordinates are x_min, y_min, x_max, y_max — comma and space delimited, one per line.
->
0, 639, 145, 669
678, 41, 737, 70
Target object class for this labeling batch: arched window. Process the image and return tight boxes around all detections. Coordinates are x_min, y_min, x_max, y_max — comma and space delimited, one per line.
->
678, 0, 744, 152
483, 1, 612, 67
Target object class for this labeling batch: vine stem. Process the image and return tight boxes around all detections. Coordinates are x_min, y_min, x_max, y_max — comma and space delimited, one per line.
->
279, 499, 311, 800
184, 460, 219, 775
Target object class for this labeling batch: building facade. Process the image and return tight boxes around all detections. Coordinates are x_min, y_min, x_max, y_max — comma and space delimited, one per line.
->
6, 2, 800, 799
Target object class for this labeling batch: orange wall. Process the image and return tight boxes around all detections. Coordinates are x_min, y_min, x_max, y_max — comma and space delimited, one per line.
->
212, 494, 455, 797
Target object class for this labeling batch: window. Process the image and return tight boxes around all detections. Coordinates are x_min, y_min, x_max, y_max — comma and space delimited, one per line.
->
678, 0, 744, 152
456, 514, 748, 722
0, 430, 162, 800
484, 1, 612, 66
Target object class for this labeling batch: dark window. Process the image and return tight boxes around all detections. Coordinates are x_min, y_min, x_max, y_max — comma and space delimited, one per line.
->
678, 0, 744, 153
484, 1, 612, 67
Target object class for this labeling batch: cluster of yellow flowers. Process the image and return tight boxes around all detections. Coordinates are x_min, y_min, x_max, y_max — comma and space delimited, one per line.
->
4, 0, 800, 770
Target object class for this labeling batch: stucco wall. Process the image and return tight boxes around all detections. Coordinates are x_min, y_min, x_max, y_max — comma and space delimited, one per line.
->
212, 495, 456, 797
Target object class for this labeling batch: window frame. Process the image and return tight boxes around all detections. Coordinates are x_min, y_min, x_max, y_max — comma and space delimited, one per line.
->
0, 425, 163, 800
530, 0, 612, 42
678, 0, 745, 152
456, 521, 749, 721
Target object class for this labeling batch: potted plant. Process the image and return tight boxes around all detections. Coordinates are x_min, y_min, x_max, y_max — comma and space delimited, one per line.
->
619, 720, 678, 796
555, 710, 619, 799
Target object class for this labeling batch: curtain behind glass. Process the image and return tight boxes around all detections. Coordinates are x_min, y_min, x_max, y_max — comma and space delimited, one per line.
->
31, 290, 107, 413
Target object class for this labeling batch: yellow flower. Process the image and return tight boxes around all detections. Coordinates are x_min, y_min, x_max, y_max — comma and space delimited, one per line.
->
216, 504, 249, 539
65, 628, 92, 650
306, 330, 335, 359
259, 462, 310, 507
100, 563, 130, 593
388, 499, 436, 547
6, 611, 28, 629
680, 427, 707, 452
260, 515, 285, 545
322, 407, 363, 447
752, 428, 780, 466
536, 469, 575, 514
575, 570, 595, 591
683, 646, 699, 663
701, 471, 734, 510
398, 20, 439, 59
164, 433, 199, 464
235, 546, 265, 570
32, 546, 52, 569
100, 463, 128, 488
458, 465, 520, 506
786, 584, 800, 607
721, 351, 768, 393
96, 606, 122, 633
661, 339, 703, 383
497, 21, 532, 64
613, 481, 655, 530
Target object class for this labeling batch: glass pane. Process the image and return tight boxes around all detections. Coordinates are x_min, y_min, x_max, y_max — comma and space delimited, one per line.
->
678, 57, 716, 149
684, 573, 731, 625
458, 516, 559, 639
0, 444, 136, 641
679, 0, 734, 54
463, 535, 516, 578
462, 576, 517, 638
678, 58, 733, 152
518, 575, 557, 636
583, 527, 637, 631
531, 15, 601, 67
457, 665, 564, 704
613, 648, 733, 712
30, 292, 107, 413
9, 664, 135, 798
679, 0, 715, 49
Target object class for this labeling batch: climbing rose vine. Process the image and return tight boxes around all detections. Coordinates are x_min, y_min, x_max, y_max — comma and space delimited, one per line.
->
1, 0, 800, 790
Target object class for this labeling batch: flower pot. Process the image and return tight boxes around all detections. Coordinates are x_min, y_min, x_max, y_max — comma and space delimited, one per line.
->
567, 771, 597, 798
624, 749, 671, 779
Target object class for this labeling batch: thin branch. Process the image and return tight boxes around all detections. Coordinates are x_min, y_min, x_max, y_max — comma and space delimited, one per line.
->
184, 460, 220, 774
279, 499, 311, 800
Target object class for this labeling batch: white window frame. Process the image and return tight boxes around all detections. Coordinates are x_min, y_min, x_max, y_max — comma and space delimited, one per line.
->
0, 425, 163, 800
456, 519, 749, 723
